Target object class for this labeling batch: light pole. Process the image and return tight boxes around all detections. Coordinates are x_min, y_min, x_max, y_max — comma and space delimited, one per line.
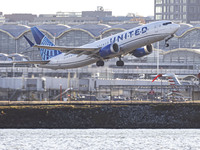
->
157, 42, 160, 75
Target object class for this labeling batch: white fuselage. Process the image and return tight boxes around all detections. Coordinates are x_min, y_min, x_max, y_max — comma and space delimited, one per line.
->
40, 20, 180, 69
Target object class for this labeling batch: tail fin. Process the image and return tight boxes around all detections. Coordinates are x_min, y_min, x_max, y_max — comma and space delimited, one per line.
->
167, 73, 181, 86
152, 74, 162, 82
24, 35, 34, 47
31, 27, 61, 61
152, 73, 181, 85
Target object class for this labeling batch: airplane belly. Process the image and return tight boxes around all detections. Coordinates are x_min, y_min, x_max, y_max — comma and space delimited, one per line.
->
40, 56, 97, 69
120, 33, 168, 53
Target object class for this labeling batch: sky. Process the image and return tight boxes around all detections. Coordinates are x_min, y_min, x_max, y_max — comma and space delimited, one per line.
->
0, 0, 154, 17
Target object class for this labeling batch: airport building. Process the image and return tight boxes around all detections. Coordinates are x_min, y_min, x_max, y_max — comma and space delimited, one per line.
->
0, 8, 200, 101
154, 0, 200, 23
3, 6, 152, 26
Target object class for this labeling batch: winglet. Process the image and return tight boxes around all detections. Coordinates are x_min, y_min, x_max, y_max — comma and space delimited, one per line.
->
152, 74, 162, 82
23, 35, 34, 47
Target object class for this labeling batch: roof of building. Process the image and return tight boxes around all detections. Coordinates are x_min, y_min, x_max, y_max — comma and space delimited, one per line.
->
101, 22, 141, 34
111, 22, 141, 30
175, 23, 194, 36
37, 24, 71, 37
0, 53, 29, 61
0, 53, 9, 57
0, 22, 200, 39
163, 48, 200, 55
194, 24, 200, 28
0, 24, 30, 38
72, 23, 110, 37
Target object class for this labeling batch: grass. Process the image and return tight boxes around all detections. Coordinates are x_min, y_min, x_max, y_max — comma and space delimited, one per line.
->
0, 100, 200, 110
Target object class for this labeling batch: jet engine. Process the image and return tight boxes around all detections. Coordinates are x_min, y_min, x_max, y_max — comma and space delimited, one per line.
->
99, 43, 120, 58
131, 44, 153, 57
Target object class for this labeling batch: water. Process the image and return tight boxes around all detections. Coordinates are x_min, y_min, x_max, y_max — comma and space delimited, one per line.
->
0, 129, 200, 150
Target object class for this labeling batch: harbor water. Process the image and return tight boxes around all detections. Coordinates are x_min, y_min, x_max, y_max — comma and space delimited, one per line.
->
0, 129, 200, 150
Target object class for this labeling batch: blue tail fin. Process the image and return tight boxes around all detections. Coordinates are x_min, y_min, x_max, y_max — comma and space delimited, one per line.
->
31, 27, 62, 61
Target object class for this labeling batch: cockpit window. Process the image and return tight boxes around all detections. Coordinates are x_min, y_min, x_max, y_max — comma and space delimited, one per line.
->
163, 22, 172, 25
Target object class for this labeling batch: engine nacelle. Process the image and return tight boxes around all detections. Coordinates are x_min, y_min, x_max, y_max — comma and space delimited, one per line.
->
99, 43, 120, 58
131, 44, 153, 58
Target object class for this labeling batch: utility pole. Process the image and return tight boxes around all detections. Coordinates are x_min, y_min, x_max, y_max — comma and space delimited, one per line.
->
157, 42, 159, 75
60, 84, 62, 101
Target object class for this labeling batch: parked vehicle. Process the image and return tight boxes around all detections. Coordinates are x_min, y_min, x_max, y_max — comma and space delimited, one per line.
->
98, 95, 110, 101
77, 95, 98, 101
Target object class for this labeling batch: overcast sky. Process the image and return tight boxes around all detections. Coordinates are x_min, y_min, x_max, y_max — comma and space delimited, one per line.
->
0, 0, 154, 17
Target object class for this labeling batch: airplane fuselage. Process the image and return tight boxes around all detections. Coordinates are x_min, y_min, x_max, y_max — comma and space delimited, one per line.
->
40, 20, 180, 69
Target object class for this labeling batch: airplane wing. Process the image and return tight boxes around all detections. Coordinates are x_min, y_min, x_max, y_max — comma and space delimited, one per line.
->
33, 45, 100, 57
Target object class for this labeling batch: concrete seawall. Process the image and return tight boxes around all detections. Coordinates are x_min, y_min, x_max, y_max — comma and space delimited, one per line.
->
0, 103, 200, 128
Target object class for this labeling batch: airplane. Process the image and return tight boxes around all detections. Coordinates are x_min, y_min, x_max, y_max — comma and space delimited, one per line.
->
152, 73, 181, 85
151, 73, 190, 98
21, 20, 180, 69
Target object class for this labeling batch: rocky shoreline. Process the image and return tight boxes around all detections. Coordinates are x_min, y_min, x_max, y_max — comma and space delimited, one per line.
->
0, 103, 200, 128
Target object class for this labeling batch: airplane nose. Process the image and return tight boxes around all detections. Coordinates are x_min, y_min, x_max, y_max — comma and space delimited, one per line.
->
173, 24, 180, 33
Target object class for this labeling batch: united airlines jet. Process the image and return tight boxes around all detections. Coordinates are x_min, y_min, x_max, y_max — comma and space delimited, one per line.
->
23, 20, 180, 69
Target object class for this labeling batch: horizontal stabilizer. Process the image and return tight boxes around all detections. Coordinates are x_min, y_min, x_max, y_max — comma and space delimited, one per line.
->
33, 45, 100, 57
14, 60, 50, 65
33, 45, 99, 52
